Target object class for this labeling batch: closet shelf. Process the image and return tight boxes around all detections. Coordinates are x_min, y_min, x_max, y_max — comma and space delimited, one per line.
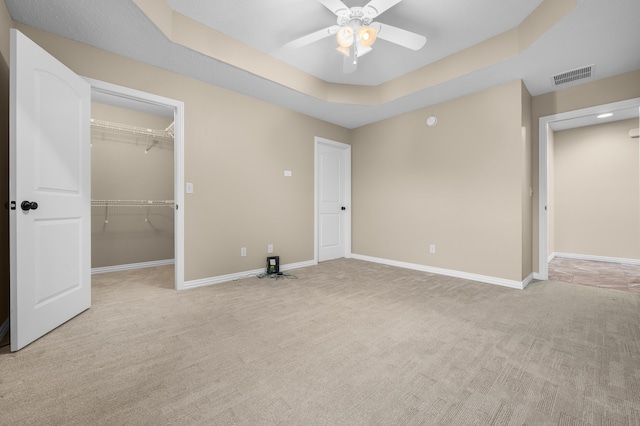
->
92, 199, 174, 207
91, 118, 174, 140
92, 200, 174, 224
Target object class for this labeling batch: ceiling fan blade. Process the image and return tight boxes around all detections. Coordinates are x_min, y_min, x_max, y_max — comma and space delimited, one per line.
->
363, 0, 403, 19
356, 43, 372, 57
284, 25, 340, 49
343, 55, 357, 73
370, 22, 427, 50
319, 0, 350, 15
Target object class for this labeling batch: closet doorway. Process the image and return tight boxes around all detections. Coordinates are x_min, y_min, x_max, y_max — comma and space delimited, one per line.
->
88, 79, 185, 290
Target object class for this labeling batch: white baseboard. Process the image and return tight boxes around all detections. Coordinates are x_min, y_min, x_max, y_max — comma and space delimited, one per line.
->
533, 272, 545, 281
172, 254, 536, 291
183, 259, 317, 290
553, 252, 640, 266
521, 273, 534, 289
91, 259, 175, 275
351, 254, 528, 290
0, 317, 9, 344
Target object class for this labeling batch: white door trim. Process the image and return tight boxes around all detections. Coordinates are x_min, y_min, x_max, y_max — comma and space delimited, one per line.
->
538, 97, 640, 280
314, 137, 351, 263
85, 78, 186, 290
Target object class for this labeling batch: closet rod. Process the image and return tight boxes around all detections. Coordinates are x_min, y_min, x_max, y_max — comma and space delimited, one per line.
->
91, 199, 174, 207
91, 200, 174, 224
90, 118, 174, 140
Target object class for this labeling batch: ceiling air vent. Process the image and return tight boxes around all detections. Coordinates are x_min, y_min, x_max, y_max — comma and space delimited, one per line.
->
552, 65, 595, 86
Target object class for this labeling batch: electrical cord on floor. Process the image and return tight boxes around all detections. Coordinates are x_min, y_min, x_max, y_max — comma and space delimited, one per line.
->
232, 271, 298, 281
257, 271, 298, 280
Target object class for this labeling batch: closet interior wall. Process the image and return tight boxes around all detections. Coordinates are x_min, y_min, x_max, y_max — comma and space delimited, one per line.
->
91, 102, 175, 269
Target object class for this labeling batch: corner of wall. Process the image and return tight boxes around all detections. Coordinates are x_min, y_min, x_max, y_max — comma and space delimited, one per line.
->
521, 81, 533, 280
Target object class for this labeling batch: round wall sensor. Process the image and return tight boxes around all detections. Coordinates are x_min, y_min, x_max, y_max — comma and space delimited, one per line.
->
426, 116, 438, 127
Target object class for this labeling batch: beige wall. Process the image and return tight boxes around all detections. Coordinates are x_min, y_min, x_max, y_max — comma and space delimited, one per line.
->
521, 82, 533, 278
531, 70, 640, 272
14, 24, 350, 281
91, 103, 175, 268
0, 1, 12, 329
351, 80, 529, 282
553, 118, 639, 259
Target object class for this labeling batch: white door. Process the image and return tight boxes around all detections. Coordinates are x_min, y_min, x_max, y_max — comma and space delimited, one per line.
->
10, 29, 91, 351
317, 139, 351, 261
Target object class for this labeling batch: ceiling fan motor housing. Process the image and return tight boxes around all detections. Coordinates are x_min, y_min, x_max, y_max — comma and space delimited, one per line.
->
336, 7, 373, 27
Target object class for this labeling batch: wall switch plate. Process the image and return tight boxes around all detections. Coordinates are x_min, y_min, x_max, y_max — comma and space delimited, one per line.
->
268, 244, 273, 253
284, 170, 292, 177
186, 182, 194, 194
241, 247, 247, 257
429, 244, 436, 254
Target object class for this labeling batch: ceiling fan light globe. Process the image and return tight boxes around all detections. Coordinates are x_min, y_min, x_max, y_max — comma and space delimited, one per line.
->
336, 27, 354, 47
358, 27, 377, 48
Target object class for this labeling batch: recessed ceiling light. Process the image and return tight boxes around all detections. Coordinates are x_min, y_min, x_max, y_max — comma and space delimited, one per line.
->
426, 116, 438, 127
597, 113, 613, 119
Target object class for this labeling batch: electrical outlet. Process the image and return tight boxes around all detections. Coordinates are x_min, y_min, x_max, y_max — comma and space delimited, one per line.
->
268, 244, 273, 253
241, 247, 247, 257
429, 244, 436, 254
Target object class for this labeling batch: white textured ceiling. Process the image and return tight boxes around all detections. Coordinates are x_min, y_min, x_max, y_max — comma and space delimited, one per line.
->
5, 0, 640, 129
166, 0, 543, 86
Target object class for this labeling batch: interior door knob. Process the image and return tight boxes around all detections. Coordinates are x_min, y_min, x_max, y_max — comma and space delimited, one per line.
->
341, 206, 346, 211
21, 201, 38, 211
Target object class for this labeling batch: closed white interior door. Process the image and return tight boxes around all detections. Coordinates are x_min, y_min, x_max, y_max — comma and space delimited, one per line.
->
10, 29, 91, 351
317, 139, 351, 261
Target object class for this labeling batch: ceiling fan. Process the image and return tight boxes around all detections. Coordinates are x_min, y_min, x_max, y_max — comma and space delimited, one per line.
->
285, 0, 427, 73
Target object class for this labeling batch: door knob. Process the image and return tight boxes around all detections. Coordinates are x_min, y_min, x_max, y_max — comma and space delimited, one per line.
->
21, 201, 38, 211
341, 206, 346, 211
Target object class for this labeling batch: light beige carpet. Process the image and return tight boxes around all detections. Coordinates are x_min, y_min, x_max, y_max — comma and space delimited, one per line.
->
1, 259, 639, 425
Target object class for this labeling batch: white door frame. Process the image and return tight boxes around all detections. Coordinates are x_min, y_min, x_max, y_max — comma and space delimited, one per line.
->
537, 97, 640, 280
314, 137, 351, 263
86, 78, 185, 290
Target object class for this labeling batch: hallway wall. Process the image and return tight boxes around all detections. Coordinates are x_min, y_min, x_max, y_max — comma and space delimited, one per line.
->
553, 118, 639, 260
